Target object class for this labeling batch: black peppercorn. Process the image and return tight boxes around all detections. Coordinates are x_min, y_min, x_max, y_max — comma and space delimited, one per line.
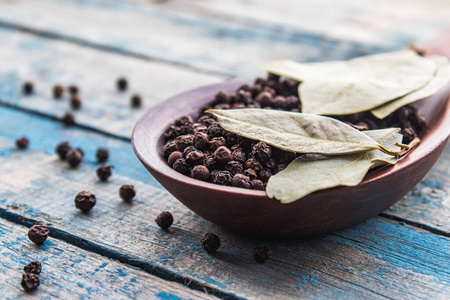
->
259, 168, 273, 182
175, 135, 194, 152
119, 184, 136, 202
75, 190, 96, 212
155, 211, 173, 230
131, 94, 142, 108
201, 232, 220, 254
163, 140, 177, 158
182, 145, 197, 158
194, 132, 209, 150
213, 91, 229, 104
16, 137, 29, 149
251, 179, 265, 190
56, 141, 71, 159
174, 115, 193, 126
264, 158, 276, 170
232, 149, 246, 163
68, 85, 79, 95
62, 112, 75, 126
273, 164, 287, 174
168, 151, 183, 167
186, 150, 204, 166
209, 137, 226, 151
225, 160, 244, 175
204, 156, 218, 171
96, 165, 113, 181
244, 168, 257, 180
252, 142, 272, 162
24, 261, 42, 275
21, 273, 40, 292
214, 146, 232, 164
225, 132, 239, 146
172, 158, 190, 175
207, 123, 224, 139
70, 94, 82, 110
191, 165, 210, 181
193, 124, 208, 134
286, 96, 300, 109
23, 82, 34, 95
117, 77, 128, 91
211, 170, 233, 185
198, 115, 216, 127
252, 244, 272, 263
164, 125, 183, 140
66, 149, 83, 168
231, 174, 251, 189
53, 85, 64, 99
267, 73, 280, 82
255, 91, 273, 107
96, 147, 109, 163
236, 90, 252, 104
244, 158, 262, 173
28, 225, 49, 245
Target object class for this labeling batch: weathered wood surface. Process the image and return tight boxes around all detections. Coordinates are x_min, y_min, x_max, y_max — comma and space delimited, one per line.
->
0, 28, 226, 138
0, 0, 397, 77
0, 107, 449, 299
0, 26, 448, 234
157, 0, 450, 47
0, 218, 219, 300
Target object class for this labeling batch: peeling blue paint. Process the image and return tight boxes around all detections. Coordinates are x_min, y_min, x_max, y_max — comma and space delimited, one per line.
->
156, 292, 181, 300
204, 277, 227, 289
100, 262, 107, 268
117, 268, 126, 276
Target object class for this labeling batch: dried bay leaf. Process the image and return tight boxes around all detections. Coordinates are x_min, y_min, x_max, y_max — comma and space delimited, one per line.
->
260, 59, 344, 82
266, 128, 403, 203
207, 109, 397, 155
371, 56, 450, 119
300, 50, 437, 115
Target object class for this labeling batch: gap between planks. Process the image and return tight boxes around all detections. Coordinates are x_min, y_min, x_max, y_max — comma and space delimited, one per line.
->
0, 19, 234, 78
0, 207, 244, 300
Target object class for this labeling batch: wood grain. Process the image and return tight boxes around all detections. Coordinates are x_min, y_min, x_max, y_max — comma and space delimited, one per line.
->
0, 0, 396, 77
0, 28, 226, 138
0, 107, 448, 299
157, 0, 450, 47
0, 218, 219, 300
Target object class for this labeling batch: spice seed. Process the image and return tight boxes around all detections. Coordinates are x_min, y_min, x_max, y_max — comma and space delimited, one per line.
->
28, 225, 49, 245
201, 233, 220, 254
155, 211, 173, 230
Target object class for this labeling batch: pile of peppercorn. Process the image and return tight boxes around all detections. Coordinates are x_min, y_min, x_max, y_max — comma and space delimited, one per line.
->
162, 73, 427, 190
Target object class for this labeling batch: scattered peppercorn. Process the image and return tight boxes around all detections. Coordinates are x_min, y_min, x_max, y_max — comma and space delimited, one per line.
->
21, 273, 40, 292
74, 190, 96, 212
117, 77, 128, 91
155, 211, 173, 230
251, 179, 265, 190
119, 184, 136, 202
16, 137, 29, 149
201, 232, 220, 254
96, 165, 113, 181
96, 147, 109, 163
252, 244, 272, 263
131, 94, 142, 108
23, 82, 34, 95
53, 85, 64, 99
23, 261, 42, 275
70, 94, 82, 110
66, 149, 83, 168
28, 225, 49, 245
62, 112, 75, 126
68, 85, 79, 95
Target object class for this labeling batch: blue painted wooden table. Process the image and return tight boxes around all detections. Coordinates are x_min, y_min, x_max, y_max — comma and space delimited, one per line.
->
0, 1, 449, 299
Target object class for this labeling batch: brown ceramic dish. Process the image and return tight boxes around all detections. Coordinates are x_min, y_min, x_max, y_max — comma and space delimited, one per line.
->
132, 79, 450, 237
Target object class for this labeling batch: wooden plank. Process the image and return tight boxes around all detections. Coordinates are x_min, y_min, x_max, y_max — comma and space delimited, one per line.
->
156, 0, 450, 47
0, 218, 218, 300
0, 0, 396, 77
0, 28, 226, 138
0, 107, 449, 299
